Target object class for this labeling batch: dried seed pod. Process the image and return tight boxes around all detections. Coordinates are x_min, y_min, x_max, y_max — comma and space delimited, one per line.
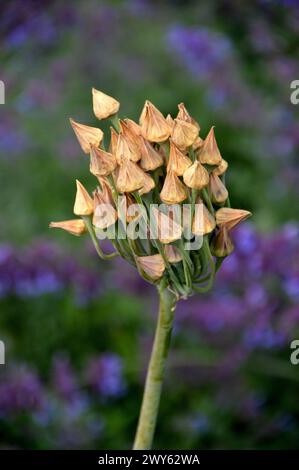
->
109, 126, 119, 154
137, 254, 166, 280
92, 88, 120, 120
209, 172, 228, 204
115, 131, 140, 164
177, 102, 200, 130
93, 186, 117, 229
215, 207, 252, 231
140, 100, 171, 142
152, 207, 183, 244
116, 160, 146, 193
139, 138, 163, 171
167, 140, 192, 176
139, 172, 155, 195
73, 180, 94, 216
214, 158, 228, 176
183, 161, 209, 190
89, 145, 117, 177
160, 169, 188, 205
192, 198, 216, 235
198, 127, 222, 165
171, 118, 198, 150
49, 219, 86, 236
210, 226, 234, 257
70, 119, 103, 154
164, 245, 182, 263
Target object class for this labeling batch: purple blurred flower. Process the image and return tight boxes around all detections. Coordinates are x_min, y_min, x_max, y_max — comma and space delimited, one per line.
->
0, 241, 102, 304
51, 355, 79, 401
0, 365, 44, 416
167, 25, 232, 85
85, 353, 126, 398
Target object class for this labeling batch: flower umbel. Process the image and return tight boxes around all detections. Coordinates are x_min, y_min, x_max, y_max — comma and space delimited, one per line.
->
54, 94, 251, 295
50, 91, 252, 450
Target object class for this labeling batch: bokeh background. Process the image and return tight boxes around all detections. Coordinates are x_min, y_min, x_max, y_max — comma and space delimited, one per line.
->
1, 0, 299, 449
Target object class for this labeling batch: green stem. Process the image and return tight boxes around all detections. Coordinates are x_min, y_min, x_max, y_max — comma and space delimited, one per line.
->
110, 113, 120, 131
83, 216, 118, 260
201, 187, 214, 214
133, 282, 177, 450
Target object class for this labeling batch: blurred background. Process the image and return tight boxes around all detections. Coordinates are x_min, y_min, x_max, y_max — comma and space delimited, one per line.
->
0, 0, 299, 449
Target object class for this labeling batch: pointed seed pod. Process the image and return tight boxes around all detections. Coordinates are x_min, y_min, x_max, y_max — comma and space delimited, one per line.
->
166, 114, 175, 132
177, 102, 200, 130
160, 169, 188, 204
123, 118, 142, 136
193, 136, 204, 151
171, 118, 198, 150
139, 172, 155, 195
73, 180, 94, 216
49, 219, 86, 236
198, 127, 222, 165
214, 158, 228, 176
209, 172, 228, 204
167, 140, 192, 176
118, 193, 141, 223
92, 187, 117, 229
215, 207, 252, 231
90, 145, 117, 177
119, 119, 143, 152
70, 119, 103, 154
137, 254, 165, 280
96, 177, 115, 205
139, 100, 171, 142
139, 138, 163, 171
116, 160, 145, 193
115, 131, 140, 164
109, 126, 119, 155
183, 161, 209, 190
152, 207, 183, 244
210, 226, 234, 257
192, 198, 216, 235
164, 245, 183, 263
92, 88, 120, 120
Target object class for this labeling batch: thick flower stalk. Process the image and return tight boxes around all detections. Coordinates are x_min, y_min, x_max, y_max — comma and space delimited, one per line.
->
50, 88, 251, 449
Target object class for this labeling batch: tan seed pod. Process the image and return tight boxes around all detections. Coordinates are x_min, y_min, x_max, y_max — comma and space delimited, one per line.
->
164, 245, 183, 263
215, 207, 252, 231
177, 102, 200, 130
198, 126, 222, 165
183, 161, 209, 190
89, 145, 117, 177
152, 207, 183, 244
139, 172, 155, 195
214, 158, 228, 176
209, 172, 228, 204
167, 140, 192, 176
139, 100, 171, 142
192, 198, 216, 235
70, 118, 103, 154
210, 226, 234, 257
139, 138, 163, 171
92, 88, 120, 120
73, 180, 94, 216
137, 254, 166, 280
49, 219, 86, 236
116, 160, 146, 193
171, 118, 198, 150
160, 169, 188, 205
